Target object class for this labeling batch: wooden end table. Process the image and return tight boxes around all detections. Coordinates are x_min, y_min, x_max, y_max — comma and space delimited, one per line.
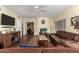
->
38, 35, 48, 47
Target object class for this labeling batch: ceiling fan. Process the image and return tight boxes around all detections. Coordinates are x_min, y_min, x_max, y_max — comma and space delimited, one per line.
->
34, 5, 46, 14
29, 5, 46, 14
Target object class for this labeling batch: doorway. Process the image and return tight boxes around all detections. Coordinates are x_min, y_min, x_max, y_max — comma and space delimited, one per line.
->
26, 22, 34, 35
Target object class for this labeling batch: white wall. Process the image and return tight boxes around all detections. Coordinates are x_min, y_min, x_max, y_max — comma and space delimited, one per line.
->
49, 18, 55, 33
54, 6, 79, 33
0, 6, 18, 20
36, 17, 54, 34
15, 18, 23, 36
23, 17, 54, 35
0, 6, 24, 34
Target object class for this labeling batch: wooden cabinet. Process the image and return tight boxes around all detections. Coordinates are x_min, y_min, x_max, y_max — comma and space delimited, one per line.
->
0, 31, 20, 48
5, 34, 12, 48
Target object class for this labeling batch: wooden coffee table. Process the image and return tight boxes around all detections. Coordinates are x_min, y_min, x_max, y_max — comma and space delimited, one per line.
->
38, 35, 48, 47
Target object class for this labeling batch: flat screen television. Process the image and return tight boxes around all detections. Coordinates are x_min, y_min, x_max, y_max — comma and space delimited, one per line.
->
1, 14, 15, 25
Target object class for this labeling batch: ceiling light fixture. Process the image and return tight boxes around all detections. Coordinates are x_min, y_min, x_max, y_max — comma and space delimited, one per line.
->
34, 5, 40, 9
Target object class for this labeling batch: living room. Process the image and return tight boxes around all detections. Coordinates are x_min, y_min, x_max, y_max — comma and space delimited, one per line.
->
0, 5, 79, 53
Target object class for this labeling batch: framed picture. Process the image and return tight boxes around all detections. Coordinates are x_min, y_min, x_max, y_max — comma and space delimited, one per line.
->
71, 16, 79, 26
41, 19, 45, 24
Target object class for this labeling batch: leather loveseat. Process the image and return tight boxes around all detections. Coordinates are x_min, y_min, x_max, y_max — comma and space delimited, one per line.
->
49, 30, 79, 47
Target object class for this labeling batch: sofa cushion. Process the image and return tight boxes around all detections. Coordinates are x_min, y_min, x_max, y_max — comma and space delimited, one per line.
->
56, 31, 65, 38
50, 35, 65, 45
56, 30, 79, 41
65, 41, 79, 48
51, 35, 61, 42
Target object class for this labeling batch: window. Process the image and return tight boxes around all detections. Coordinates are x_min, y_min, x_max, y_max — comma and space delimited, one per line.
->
55, 19, 66, 32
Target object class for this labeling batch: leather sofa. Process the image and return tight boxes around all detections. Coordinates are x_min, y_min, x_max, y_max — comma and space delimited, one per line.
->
43, 47, 79, 53
0, 48, 41, 53
49, 30, 79, 47
1, 47, 79, 53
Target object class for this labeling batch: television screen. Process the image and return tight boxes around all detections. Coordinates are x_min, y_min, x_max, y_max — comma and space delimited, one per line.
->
1, 14, 15, 25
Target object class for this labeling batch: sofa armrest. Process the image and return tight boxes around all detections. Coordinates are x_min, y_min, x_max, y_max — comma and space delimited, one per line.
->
50, 33, 56, 35
49, 33, 56, 38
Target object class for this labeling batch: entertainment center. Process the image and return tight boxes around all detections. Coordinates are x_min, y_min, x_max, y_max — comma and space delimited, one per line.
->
0, 31, 20, 48
0, 13, 20, 48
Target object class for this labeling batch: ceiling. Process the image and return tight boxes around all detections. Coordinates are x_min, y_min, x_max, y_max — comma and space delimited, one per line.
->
4, 5, 70, 18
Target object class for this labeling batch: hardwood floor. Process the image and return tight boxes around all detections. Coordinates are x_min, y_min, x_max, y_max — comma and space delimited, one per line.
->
27, 35, 38, 46
11, 35, 53, 47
